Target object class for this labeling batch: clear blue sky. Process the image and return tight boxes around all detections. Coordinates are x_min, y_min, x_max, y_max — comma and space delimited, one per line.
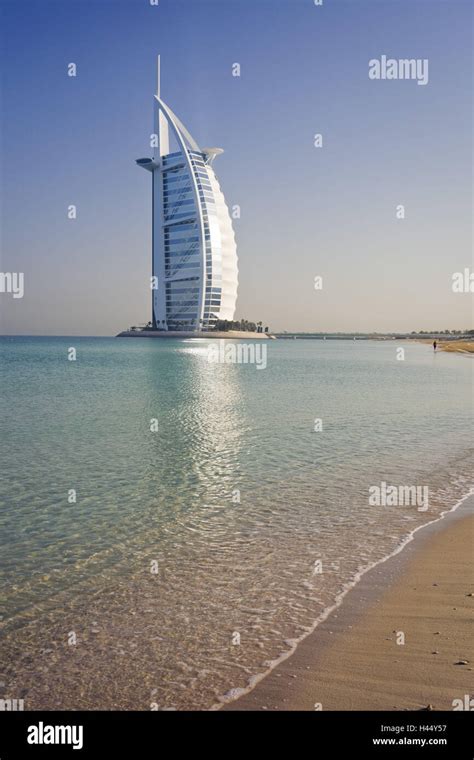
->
0, 0, 472, 334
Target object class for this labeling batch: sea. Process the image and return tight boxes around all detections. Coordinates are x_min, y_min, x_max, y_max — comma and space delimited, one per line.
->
0, 336, 472, 709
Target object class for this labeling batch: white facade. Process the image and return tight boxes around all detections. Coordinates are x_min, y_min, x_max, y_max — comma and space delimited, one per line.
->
136, 59, 238, 331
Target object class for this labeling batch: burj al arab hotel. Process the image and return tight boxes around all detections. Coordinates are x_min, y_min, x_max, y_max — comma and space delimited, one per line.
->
136, 57, 238, 332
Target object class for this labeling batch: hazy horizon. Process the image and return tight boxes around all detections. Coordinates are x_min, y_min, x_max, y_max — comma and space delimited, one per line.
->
1, 0, 472, 335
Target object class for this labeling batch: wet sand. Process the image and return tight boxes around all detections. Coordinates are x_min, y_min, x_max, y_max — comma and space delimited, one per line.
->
224, 498, 474, 711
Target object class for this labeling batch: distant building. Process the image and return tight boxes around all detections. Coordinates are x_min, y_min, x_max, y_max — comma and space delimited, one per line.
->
136, 57, 238, 331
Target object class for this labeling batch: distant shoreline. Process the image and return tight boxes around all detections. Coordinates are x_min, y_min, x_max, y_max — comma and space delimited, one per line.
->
1, 333, 472, 343
417, 339, 474, 355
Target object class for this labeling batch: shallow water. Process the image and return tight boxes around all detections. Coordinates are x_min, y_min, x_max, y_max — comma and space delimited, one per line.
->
0, 337, 472, 709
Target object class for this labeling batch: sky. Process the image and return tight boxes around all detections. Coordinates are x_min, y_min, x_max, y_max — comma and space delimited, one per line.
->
0, 0, 472, 335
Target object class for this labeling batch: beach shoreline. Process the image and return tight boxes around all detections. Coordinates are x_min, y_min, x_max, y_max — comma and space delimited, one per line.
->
222, 494, 474, 711
416, 339, 474, 355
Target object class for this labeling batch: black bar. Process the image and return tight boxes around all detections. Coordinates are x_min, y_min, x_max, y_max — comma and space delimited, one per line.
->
0, 710, 472, 758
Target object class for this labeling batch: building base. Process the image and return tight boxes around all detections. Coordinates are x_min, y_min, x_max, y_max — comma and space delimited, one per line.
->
116, 330, 273, 340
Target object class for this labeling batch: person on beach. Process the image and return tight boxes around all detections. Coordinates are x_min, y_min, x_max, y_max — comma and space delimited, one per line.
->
433, 340, 437, 351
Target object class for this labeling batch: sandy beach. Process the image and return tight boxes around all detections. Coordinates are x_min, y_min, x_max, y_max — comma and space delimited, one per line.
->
416, 339, 474, 355
224, 497, 474, 711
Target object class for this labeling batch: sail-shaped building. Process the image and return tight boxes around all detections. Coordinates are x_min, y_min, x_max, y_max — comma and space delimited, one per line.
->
136, 58, 238, 332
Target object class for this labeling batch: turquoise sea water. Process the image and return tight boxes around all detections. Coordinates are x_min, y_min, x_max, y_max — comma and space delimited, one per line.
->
0, 337, 472, 709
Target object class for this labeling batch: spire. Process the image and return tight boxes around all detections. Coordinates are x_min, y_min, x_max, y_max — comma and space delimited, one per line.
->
153, 55, 169, 157
151, 54, 202, 157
